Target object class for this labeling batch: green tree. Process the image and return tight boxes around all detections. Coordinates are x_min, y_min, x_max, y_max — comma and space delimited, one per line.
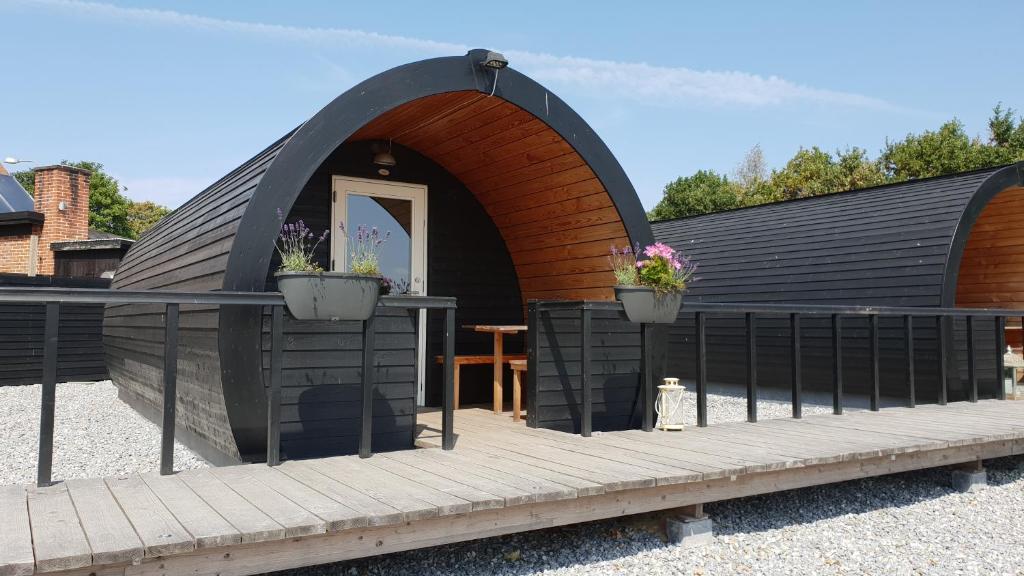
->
13, 169, 34, 193
766, 146, 885, 201
648, 170, 740, 220
9, 161, 169, 239
126, 201, 170, 239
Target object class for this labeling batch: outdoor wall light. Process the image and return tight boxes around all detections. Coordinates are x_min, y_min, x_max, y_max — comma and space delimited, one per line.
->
479, 51, 508, 70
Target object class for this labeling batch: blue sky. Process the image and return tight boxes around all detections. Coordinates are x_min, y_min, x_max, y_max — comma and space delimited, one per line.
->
3, 0, 1022, 209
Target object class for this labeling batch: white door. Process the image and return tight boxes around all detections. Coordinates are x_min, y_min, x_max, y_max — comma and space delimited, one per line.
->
331, 176, 428, 405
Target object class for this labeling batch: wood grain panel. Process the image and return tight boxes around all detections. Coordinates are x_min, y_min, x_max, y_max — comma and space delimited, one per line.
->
957, 187, 1024, 310
348, 91, 630, 304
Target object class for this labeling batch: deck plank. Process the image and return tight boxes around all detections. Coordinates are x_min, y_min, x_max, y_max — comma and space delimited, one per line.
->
140, 473, 241, 548
317, 459, 475, 516
303, 457, 441, 521
26, 483, 93, 573
66, 478, 144, 565
454, 411, 704, 483
378, 451, 538, 506
105, 475, 194, 558
364, 455, 505, 511
0, 485, 34, 576
176, 469, 285, 544
211, 466, 327, 537
275, 461, 403, 526
239, 466, 368, 531
457, 430, 659, 490
450, 440, 612, 495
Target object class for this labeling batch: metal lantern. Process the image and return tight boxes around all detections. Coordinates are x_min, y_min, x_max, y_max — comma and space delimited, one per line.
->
655, 377, 686, 431
1004, 346, 1024, 399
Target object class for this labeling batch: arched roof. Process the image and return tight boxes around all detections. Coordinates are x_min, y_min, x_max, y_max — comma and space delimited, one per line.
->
652, 163, 1024, 307
113, 49, 652, 296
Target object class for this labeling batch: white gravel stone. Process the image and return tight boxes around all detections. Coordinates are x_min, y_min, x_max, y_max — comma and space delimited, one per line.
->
0, 380, 206, 485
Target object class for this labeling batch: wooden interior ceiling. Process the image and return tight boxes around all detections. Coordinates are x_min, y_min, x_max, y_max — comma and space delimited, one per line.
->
956, 186, 1024, 310
350, 90, 630, 301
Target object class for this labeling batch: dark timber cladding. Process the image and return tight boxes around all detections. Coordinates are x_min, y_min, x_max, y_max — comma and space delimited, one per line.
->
0, 275, 110, 387
105, 50, 653, 463
651, 163, 1024, 403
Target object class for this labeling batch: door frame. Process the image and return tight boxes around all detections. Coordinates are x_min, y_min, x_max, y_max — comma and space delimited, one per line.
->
331, 175, 429, 405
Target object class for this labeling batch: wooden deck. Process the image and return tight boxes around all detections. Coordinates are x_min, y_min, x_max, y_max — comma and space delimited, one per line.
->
3, 401, 1024, 576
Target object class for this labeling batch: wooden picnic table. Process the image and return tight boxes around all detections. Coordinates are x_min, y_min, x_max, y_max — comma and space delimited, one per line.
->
464, 324, 527, 414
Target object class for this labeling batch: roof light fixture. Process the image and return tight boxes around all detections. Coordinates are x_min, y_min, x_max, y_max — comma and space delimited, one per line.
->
479, 51, 508, 97
479, 51, 508, 70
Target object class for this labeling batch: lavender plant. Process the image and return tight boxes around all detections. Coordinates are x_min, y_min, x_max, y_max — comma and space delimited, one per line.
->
341, 222, 390, 277
275, 209, 329, 273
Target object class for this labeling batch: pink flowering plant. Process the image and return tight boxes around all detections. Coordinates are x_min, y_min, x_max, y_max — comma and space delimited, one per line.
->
275, 209, 329, 273
610, 242, 697, 294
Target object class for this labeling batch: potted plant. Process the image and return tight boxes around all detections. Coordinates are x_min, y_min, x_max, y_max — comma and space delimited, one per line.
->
274, 212, 390, 321
609, 242, 697, 324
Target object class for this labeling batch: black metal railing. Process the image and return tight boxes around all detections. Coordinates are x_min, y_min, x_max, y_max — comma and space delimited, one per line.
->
529, 300, 1013, 437
0, 287, 456, 487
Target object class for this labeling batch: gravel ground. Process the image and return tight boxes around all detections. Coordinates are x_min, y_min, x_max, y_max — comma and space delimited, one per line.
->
277, 456, 1024, 576
0, 380, 206, 485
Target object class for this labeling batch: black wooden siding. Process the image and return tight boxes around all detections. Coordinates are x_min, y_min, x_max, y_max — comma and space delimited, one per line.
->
105, 133, 296, 463
652, 168, 1006, 403
528, 308, 664, 433
260, 308, 417, 459
273, 141, 524, 409
652, 169, 999, 306
0, 275, 109, 387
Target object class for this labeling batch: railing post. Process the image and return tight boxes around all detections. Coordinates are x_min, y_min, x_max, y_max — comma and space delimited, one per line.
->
526, 302, 539, 428
938, 316, 948, 406
832, 314, 843, 415
641, 323, 653, 432
695, 312, 707, 427
746, 312, 757, 423
967, 315, 978, 403
266, 305, 283, 466
37, 301, 59, 487
790, 313, 802, 419
869, 314, 880, 412
580, 306, 592, 437
905, 315, 915, 408
160, 303, 180, 476
359, 313, 376, 458
996, 316, 1006, 401
442, 306, 455, 450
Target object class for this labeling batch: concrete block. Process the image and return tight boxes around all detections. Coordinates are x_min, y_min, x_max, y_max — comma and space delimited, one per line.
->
951, 468, 987, 493
666, 515, 713, 548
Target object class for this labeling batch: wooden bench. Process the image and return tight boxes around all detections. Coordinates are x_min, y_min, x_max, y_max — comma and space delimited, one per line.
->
435, 354, 526, 409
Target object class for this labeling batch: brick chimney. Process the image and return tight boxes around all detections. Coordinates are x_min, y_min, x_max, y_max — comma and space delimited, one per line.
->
32, 165, 91, 276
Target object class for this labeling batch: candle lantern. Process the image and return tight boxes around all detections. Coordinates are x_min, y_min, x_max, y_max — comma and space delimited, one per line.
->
1004, 346, 1024, 399
655, 377, 686, 431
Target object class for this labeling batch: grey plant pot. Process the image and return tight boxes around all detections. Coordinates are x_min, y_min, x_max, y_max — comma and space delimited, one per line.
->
275, 271, 381, 321
614, 286, 683, 324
